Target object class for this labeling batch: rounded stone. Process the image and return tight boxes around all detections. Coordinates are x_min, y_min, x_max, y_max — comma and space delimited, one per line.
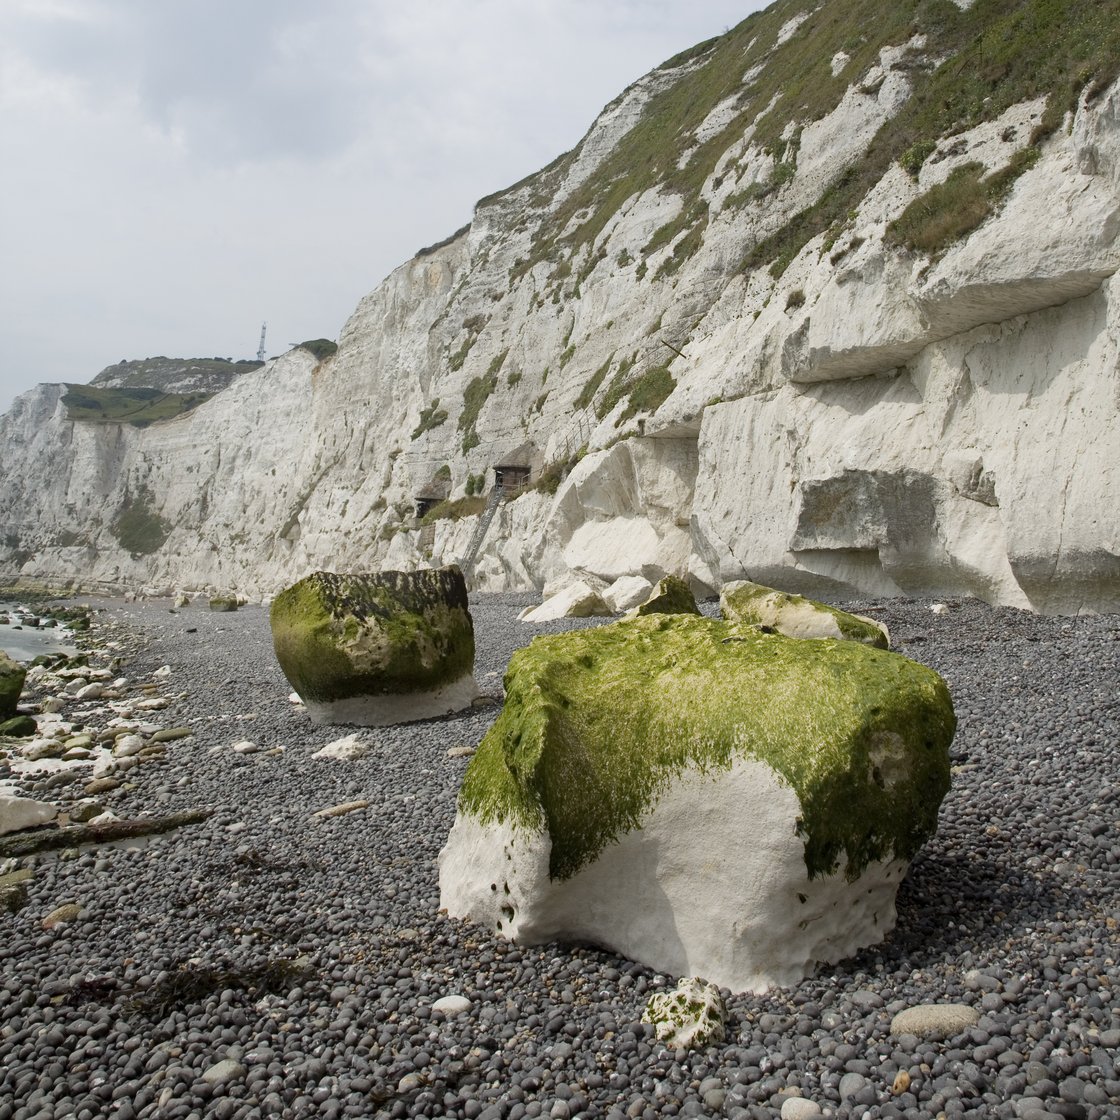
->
432, 994, 472, 1017
780, 1099, 823, 1120
890, 1003, 981, 1040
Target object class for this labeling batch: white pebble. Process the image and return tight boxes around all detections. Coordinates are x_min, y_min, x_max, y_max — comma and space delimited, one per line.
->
432, 994, 472, 1017
781, 1097, 823, 1120
112, 735, 145, 758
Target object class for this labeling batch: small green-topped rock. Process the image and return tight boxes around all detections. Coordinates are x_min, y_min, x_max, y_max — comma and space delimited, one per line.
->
721, 580, 889, 648
209, 596, 239, 612
0, 715, 37, 738
632, 574, 701, 617
271, 566, 479, 726
149, 727, 193, 743
0, 652, 26, 719
0, 869, 32, 914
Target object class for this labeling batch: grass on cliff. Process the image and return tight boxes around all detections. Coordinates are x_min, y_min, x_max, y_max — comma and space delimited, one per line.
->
593, 354, 677, 423
62, 385, 213, 427
743, 0, 1120, 274
504, 0, 1120, 287
92, 357, 260, 391
885, 148, 1039, 254
419, 495, 487, 525
411, 400, 448, 441
458, 372, 499, 454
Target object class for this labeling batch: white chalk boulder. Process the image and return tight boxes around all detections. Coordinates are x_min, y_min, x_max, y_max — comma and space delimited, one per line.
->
312, 734, 370, 760
518, 581, 612, 623
602, 576, 654, 614
642, 977, 726, 1049
721, 580, 889, 648
439, 614, 954, 993
0, 794, 57, 836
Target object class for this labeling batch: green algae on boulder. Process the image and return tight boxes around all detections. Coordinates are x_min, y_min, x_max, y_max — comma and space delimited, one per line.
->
457, 614, 951, 882
632, 574, 701, 617
720, 580, 889, 648
0, 652, 26, 719
270, 567, 478, 726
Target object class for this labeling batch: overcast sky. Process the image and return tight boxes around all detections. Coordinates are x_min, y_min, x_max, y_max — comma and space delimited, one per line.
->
0, 1, 767, 415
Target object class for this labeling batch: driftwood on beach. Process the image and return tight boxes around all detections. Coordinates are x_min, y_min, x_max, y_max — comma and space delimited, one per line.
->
0, 809, 212, 858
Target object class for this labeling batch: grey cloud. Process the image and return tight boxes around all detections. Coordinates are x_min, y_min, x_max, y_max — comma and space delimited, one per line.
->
2, 0, 370, 164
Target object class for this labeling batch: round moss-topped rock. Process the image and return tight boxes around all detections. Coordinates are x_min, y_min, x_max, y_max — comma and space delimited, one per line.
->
270, 566, 478, 726
0, 715, 37, 738
458, 613, 947, 880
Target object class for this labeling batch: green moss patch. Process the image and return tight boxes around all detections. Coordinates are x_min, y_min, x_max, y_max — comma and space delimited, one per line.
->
63, 385, 213, 427
459, 614, 954, 882
634, 575, 700, 617
270, 568, 475, 702
0, 652, 26, 719
110, 488, 170, 556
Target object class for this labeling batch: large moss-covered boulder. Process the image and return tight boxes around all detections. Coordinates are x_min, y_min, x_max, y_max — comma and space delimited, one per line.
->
721, 580, 889, 648
439, 613, 954, 993
271, 567, 478, 726
0, 652, 26, 720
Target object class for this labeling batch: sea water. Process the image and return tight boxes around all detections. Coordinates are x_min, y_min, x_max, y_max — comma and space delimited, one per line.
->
0, 603, 79, 663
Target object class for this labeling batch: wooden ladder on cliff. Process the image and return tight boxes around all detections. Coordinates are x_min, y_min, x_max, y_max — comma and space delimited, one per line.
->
458, 482, 504, 578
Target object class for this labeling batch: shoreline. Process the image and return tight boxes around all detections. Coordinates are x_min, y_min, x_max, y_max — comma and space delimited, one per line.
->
1, 594, 1118, 1119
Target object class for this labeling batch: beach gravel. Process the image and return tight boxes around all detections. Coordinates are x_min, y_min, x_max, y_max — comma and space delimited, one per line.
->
0, 592, 1117, 1119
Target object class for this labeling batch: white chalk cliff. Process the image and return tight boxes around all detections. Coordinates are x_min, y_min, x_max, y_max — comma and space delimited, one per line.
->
1, 1, 1118, 613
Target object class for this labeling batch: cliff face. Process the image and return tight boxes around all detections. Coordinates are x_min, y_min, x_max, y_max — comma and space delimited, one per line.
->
2, 0, 1119, 613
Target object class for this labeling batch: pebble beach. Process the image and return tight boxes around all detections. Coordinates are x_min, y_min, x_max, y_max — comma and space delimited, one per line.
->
1, 593, 1119, 1120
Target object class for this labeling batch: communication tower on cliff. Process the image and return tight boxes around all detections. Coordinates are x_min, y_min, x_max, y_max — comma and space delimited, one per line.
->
256, 322, 267, 362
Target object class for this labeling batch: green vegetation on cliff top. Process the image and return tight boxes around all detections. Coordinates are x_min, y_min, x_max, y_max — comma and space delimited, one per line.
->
63, 385, 215, 428
90, 356, 261, 390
